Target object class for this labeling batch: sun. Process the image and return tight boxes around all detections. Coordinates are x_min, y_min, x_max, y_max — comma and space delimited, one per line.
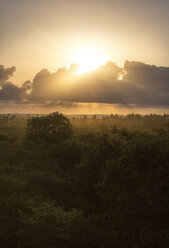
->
72, 46, 106, 75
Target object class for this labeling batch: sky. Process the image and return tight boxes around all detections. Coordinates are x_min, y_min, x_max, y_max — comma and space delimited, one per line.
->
0, 0, 169, 114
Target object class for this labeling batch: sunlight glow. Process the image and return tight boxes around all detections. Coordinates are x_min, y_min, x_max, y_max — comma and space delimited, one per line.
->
72, 46, 106, 75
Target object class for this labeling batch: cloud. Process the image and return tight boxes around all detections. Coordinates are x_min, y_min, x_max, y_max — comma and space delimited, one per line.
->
0, 65, 32, 100
29, 62, 125, 102
28, 60, 169, 106
0, 65, 16, 85
1, 61, 169, 109
0, 82, 30, 100
123, 61, 169, 105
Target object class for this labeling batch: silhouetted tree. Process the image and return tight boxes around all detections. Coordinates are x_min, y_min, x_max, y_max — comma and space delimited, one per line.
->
26, 112, 72, 144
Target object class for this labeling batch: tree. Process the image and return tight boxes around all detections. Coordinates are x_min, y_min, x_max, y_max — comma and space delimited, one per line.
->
26, 112, 72, 144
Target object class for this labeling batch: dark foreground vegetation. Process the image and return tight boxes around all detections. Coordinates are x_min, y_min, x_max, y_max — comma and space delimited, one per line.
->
0, 112, 169, 248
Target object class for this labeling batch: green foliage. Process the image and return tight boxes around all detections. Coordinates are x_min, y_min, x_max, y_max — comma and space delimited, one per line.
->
0, 112, 169, 247
19, 201, 83, 248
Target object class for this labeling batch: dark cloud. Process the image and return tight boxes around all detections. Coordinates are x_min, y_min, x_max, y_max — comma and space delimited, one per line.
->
1, 61, 169, 108
124, 61, 169, 91
0, 65, 31, 100
123, 61, 169, 105
0, 82, 30, 100
0, 65, 16, 85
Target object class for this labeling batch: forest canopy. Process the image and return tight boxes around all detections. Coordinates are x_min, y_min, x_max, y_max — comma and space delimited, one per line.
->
0, 112, 169, 248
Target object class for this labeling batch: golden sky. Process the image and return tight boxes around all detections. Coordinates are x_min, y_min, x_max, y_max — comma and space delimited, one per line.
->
1, 0, 169, 84
1, 0, 169, 114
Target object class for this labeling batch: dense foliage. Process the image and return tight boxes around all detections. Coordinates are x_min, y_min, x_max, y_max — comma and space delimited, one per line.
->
0, 112, 169, 248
